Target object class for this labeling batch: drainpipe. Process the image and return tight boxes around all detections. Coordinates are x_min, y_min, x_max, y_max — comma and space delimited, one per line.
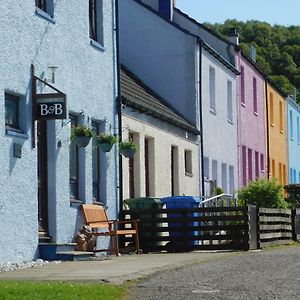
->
115, 0, 123, 213
265, 78, 270, 179
199, 41, 205, 196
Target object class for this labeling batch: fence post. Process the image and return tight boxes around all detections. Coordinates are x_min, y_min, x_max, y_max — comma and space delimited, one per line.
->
292, 208, 296, 241
247, 205, 259, 250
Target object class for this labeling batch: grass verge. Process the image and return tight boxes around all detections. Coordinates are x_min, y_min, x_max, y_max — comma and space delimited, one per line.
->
0, 281, 127, 300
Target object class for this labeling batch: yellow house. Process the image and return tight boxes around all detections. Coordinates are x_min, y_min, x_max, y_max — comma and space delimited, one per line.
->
266, 81, 288, 185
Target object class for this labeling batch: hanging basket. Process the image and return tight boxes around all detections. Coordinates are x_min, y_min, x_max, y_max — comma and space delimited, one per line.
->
98, 142, 114, 152
75, 136, 91, 147
120, 148, 136, 158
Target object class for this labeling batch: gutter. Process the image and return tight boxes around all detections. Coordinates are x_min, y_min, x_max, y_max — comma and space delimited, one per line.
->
265, 78, 270, 179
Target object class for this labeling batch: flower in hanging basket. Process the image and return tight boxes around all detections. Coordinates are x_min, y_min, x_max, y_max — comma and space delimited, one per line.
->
119, 140, 137, 158
96, 133, 118, 152
71, 125, 95, 147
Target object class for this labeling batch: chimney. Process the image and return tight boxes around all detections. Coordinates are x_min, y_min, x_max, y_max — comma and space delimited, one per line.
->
228, 27, 239, 45
250, 45, 256, 62
159, 0, 175, 21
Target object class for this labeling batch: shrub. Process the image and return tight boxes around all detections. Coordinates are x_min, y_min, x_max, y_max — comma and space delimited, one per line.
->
284, 184, 300, 208
238, 178, 287, 208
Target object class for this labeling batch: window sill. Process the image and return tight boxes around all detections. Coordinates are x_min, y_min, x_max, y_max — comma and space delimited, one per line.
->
280, 130, 284, 134
254, 112, 258, 116
270, 123, 275, 127
6, 128, 28, 139
35, 8, 55, 24
185, 172, 193, 178
210, 108, 216, 115
228, 119, 234, 125
241, 102, 246, 107
90, 39, 105, 51
70, 198, 83, 207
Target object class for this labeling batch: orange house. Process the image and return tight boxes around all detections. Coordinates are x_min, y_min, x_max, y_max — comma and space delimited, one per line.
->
266, 81, 288, 185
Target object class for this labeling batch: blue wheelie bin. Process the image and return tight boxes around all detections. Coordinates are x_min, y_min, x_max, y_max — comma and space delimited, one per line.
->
161, 196, 202, 249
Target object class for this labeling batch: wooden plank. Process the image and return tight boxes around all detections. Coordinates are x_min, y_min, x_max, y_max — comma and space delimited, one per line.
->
259, 224, 292, 231
260, 239, 294, 248
259, 216, 291, 223
259, 208, 291, 215
260, 232, 292, 239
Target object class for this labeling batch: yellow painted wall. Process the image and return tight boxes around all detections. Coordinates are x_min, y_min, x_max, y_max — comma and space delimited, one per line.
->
267, 83, 288, 185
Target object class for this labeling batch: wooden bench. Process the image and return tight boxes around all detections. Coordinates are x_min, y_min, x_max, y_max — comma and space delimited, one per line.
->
82, 204, 140, 256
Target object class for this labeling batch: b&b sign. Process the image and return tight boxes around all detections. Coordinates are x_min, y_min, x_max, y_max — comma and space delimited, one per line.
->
35, 93, 66, 120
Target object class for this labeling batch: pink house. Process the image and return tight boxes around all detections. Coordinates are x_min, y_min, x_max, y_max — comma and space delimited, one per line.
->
236, 51, 267, 187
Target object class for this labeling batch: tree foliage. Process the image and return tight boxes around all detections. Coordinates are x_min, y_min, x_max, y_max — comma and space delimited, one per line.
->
204, 20, 300, 102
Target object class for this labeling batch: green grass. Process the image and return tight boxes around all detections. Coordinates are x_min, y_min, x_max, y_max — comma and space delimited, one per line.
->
0, 281, 127, 300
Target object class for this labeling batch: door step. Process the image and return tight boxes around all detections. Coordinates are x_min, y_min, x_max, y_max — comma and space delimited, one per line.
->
39, 243, 94, 261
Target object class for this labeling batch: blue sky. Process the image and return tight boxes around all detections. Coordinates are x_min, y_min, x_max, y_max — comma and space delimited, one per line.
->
175, 0, 300, 26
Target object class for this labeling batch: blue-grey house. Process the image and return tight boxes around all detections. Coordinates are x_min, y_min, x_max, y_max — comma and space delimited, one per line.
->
0, 0, 119, 265
287, 96, 300, 183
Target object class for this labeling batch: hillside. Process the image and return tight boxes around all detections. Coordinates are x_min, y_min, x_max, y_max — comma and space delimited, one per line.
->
204, 20, 300, 101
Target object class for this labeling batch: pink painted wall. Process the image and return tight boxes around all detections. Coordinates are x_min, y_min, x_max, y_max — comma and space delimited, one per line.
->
236, 52, 267, 187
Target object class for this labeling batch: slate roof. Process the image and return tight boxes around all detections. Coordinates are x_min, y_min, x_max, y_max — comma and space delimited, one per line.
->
120, 66, 200, 135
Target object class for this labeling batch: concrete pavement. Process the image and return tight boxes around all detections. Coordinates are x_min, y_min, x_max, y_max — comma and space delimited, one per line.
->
0, 252, 236, 284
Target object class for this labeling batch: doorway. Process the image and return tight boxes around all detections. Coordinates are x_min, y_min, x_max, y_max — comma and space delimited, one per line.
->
37, 120, 49, 239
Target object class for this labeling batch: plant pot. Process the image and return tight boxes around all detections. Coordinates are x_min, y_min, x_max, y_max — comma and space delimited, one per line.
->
75, 136, 91, 147
120, 148, 136, 158
99, 142, 113, 152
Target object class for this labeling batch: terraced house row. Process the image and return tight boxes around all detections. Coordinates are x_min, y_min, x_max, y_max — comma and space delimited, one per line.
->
0, 0, 299, 265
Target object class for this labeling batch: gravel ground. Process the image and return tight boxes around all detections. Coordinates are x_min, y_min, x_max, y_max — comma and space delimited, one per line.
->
128, 245, 300, 300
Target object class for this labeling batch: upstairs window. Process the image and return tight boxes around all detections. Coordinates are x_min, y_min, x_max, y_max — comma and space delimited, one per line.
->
5, 93, 20, 131
227, 80, 233, 122
269, 92, 274, 126
279, 101, 284, 132
253, 77, 257, 114
290, 110, 294, 140
89, 0, 104, 46
184, 150, 193, 176
297, 116, 300, 144
209, 67, 216, 113
35, 0, 54, 18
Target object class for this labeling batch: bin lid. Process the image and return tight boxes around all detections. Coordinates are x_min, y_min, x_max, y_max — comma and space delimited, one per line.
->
124, 197, 162, 208
161, 196, 202, 205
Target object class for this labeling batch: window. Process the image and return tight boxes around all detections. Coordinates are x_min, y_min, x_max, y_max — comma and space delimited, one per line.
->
290, 110, 294, 140
290, 168, 294, 183
242, 146, 247, 186
184, 150, 193, 176
279, 101, 284, 132
92, 122, 101, 202
212, 160, 218, 183
283, 164, 287, 185
253, 77, 257, 114
297, 116, 300, 144
260, 154, 264, 172
203, 157, 209, 179
248, 148, 252, 181
279, 163, 282, 184
255, 151, 259, 178
229, 166, 234, 195
35, 0, 54, 18
221, 163, 227, 194
271, 159, 276, 178
5, 93, 20, 130
69, 114, 79, 200
241, 66, 245, 105
89, 0, 104, 46
227, 80, 233, 122
209, 67, 216, 113
270, 92, 274, 125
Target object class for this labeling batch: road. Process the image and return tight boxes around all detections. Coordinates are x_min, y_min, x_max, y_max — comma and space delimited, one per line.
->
128, 245, 300, 300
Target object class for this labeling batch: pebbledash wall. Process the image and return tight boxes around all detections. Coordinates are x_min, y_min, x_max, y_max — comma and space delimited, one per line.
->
0, 1, 119, 264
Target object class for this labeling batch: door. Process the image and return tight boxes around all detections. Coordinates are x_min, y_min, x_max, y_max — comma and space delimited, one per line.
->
37, 120, 49, 238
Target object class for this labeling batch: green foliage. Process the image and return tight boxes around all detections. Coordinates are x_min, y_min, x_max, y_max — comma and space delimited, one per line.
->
238, 178, 287, 208
97, 132, 118, 145
204, 20, 300, 102
119, 140, 137, 151
215, 187, 224, 195
0, 281, 127, 300
71, 125, 94, 140
284, 184, 300, 208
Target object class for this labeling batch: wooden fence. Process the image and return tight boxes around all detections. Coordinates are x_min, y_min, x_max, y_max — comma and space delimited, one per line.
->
258, 207, 295, 248
121, 206, 250, 252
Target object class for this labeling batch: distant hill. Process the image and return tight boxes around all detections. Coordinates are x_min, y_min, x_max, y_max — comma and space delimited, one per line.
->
204, 20, 300, 102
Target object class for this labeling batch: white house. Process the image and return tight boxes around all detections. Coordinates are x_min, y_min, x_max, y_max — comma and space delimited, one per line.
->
0, 0, 119, 264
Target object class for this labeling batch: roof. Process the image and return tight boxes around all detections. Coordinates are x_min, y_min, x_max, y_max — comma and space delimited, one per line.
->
120, 66, 200, 135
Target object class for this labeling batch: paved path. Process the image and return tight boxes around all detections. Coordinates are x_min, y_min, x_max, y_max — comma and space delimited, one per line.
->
0, 252, 234, 284
128, 245, 300, 300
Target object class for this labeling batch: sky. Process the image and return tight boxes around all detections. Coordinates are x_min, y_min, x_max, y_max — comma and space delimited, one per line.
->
175, 0, 300, 26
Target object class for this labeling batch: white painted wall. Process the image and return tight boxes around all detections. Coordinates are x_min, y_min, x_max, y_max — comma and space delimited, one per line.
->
0, 1, 118, 264
202, 49, 238, 195
122, 114, 200, 199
